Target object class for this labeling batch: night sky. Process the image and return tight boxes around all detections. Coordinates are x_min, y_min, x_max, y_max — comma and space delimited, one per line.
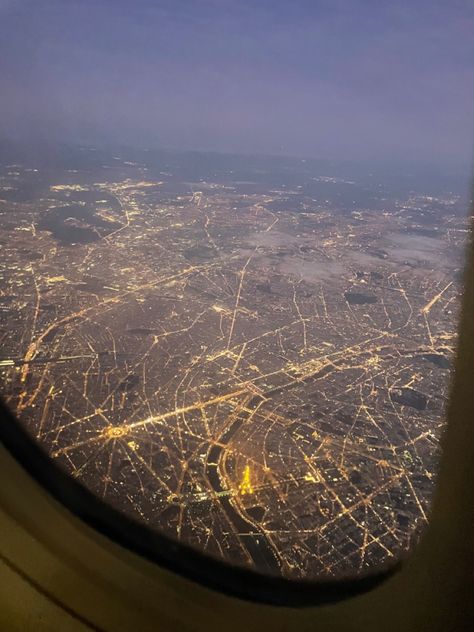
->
0, 0, 472, 169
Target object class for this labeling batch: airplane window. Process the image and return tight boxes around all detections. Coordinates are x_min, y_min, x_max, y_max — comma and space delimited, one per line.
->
0, 0, 472, 591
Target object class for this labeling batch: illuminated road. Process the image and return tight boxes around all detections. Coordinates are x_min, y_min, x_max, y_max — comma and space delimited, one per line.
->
0, 152, 466, 580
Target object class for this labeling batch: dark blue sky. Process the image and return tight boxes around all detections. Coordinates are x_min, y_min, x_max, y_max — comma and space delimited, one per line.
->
0, 0, 472, 169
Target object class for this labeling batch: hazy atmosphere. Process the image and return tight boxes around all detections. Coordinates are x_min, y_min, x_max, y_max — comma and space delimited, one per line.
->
0, 0, 472, 169
1, 0, 472, 587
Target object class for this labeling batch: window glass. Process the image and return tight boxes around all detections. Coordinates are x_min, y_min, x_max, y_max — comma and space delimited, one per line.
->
0, 1, 472, 581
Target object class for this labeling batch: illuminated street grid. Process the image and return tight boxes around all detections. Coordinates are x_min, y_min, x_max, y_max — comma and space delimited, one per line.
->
0, 153, 467, 579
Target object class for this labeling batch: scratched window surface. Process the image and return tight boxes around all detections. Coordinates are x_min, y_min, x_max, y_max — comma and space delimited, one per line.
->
0, 146, 467, 579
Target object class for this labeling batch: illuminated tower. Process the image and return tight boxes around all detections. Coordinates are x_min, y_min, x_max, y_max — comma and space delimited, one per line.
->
238, 464, 253, 495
